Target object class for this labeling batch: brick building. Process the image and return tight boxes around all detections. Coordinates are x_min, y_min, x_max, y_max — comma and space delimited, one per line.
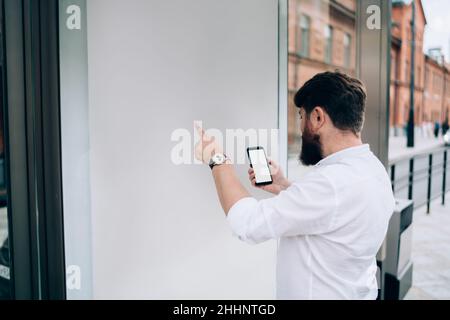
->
288, 0, 450, 149
424, 54, 450, 126
390, 0, 450, 136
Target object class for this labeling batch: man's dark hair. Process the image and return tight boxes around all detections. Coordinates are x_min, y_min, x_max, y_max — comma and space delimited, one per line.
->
294, 71, 367, 134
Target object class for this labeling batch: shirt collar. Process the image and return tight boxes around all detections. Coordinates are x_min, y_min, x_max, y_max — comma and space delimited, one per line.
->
315, 144, 371, 167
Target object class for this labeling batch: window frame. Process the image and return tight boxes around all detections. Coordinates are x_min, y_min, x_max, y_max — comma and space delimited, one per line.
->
2, 0, 66, 299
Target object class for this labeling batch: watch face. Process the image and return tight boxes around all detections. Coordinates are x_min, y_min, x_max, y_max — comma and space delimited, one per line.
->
214, 154, 225, 162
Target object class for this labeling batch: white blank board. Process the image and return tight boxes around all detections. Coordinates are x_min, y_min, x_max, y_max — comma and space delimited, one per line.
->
85, 0, 279, 299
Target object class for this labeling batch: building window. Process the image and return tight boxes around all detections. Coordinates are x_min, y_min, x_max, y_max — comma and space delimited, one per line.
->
297, 14, 311, 57
415, 106, 421, 123
343, 33, 351, 68
433, 73, 442, 93
391, 53, 397, 79
405, 60, 409, 82
324, 25, 333, 64
417, 66, 421, 87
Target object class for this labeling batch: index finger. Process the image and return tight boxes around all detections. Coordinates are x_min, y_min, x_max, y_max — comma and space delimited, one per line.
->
195, 124, 205, 137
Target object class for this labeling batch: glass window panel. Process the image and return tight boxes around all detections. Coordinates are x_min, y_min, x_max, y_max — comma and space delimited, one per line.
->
287, 0, 357, 179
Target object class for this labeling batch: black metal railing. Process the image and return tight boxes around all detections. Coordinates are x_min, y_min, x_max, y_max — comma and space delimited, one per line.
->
389, 146, 450, 213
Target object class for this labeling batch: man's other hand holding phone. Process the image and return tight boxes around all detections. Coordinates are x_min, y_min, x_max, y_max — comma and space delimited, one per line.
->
248, 160, 291, 195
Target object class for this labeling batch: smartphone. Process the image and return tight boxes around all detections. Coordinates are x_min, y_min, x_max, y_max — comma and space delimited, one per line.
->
247, 146, 273, 186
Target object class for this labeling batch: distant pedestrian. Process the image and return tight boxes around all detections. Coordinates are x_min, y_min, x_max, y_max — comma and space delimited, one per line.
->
442, 119, 449, 136
434, 122, 440, 138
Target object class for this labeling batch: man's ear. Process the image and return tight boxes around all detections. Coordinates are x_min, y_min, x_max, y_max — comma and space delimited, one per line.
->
311, 106, 326, 131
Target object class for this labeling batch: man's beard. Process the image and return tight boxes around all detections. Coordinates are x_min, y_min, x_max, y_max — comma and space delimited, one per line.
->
299, 124, 324, 166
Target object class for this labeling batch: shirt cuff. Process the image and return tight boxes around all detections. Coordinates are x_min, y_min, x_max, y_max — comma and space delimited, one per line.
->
227, 197, 259, 242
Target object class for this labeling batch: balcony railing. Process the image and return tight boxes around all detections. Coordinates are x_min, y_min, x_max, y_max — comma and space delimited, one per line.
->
389, 146, 450, 213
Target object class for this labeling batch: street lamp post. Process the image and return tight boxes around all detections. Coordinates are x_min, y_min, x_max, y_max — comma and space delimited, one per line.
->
407, 0, 416, 147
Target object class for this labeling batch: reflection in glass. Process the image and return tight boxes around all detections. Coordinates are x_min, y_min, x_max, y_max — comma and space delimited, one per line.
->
287, 0, 357, 178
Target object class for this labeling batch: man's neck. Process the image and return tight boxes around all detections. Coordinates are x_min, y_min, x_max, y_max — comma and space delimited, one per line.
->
322, 132, 363, 158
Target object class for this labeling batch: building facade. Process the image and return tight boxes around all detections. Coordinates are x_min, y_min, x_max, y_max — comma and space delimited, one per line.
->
390, 0, 450, 136
288, 0, 450, 143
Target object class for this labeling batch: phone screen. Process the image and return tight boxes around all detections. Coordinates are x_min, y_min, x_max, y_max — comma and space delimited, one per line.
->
248, 148, 272, 185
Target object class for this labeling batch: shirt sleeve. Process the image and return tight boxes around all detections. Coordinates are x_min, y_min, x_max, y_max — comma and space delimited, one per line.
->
226, 170, 337, 244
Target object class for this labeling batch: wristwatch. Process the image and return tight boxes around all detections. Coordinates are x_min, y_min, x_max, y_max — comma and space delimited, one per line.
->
208, 153, 230, 170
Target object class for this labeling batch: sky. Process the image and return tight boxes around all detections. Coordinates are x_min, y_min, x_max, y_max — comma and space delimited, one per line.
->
422, 0, 450, 62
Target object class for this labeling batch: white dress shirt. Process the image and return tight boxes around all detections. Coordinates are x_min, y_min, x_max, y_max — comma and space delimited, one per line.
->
227, 144, 395, 300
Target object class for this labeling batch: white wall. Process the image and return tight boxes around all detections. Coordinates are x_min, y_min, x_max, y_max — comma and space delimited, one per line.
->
84, 0, 279, 299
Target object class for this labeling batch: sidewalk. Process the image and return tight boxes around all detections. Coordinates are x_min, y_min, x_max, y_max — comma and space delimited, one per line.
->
404, 192, 450, 300
388, 135, 445, 164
